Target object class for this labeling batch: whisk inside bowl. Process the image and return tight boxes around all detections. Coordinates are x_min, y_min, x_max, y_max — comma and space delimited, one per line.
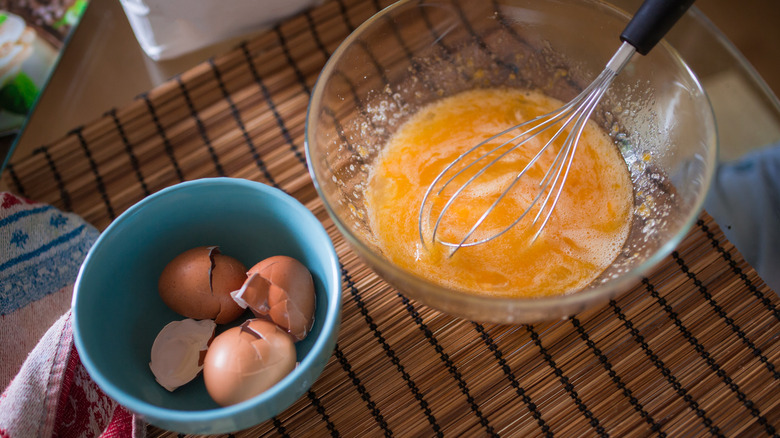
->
418, 0, 695, 254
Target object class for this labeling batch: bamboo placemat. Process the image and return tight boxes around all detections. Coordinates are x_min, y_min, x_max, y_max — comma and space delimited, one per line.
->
3, 0, 779, 436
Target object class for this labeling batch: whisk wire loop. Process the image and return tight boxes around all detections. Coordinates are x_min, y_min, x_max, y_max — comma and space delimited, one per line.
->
427, 110, 570, 246
445, 96, 591, 249
418, 42, 637, 255
420, 89, 585, 247
531, 70, 618, 242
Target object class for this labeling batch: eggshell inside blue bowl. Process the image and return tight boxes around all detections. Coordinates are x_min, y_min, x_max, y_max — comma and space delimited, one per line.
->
73, 177, 341, 434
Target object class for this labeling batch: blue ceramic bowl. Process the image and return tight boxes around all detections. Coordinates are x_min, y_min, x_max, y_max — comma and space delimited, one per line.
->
72, 177, 341, 434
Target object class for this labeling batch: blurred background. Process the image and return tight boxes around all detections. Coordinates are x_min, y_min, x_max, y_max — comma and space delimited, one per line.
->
699, 0, 779, 94
3, 0, 780, 165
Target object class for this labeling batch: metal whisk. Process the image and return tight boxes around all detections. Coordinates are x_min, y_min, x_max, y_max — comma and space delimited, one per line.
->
418, 0, 695, 254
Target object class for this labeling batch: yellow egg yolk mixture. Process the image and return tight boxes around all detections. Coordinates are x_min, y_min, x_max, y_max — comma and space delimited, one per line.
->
365, 88, 633, 298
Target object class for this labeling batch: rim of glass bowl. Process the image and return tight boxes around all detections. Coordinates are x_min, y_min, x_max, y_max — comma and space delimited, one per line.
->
305, 0, 717, 323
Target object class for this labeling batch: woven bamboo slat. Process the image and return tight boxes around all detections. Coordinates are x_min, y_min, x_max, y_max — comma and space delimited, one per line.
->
2, 0, 778, 436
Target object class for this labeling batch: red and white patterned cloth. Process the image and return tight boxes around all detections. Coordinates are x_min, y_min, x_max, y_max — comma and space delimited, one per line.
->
0, 192, 145, 438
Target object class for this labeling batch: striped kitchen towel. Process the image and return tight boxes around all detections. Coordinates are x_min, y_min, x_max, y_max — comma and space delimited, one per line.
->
0, 192, 143, 437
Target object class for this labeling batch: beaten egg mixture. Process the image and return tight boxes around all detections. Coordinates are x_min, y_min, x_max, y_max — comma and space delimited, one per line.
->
365, 88, 633, 298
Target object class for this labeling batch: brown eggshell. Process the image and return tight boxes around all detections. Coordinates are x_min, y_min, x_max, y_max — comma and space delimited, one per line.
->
244, 255, 316, 341
149, 318, 216, 392
158, 246, 247, 324
203, 319, 296, 406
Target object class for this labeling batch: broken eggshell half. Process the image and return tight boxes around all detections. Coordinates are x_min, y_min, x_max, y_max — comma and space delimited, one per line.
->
158, 246, 247, 324
149, 318, 216, 392
231, 255, 316, 341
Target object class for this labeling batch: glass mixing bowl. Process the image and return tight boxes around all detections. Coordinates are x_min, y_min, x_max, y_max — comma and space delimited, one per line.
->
305, 0, 717, 323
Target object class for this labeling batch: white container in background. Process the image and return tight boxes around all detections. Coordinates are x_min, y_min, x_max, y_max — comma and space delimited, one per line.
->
119, 0, 322, 60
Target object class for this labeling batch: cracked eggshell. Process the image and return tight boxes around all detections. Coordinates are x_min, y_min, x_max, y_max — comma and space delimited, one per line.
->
158, 246, 247, 324
236, 255, 316, 341
149, 318, 216, 392
203, 319, 296, 407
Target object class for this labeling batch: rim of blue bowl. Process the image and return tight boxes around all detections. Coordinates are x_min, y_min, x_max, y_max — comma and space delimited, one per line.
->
72, 177, 342, 429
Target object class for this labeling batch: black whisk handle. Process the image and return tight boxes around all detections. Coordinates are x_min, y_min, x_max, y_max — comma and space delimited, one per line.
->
620, 0, 695, 55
